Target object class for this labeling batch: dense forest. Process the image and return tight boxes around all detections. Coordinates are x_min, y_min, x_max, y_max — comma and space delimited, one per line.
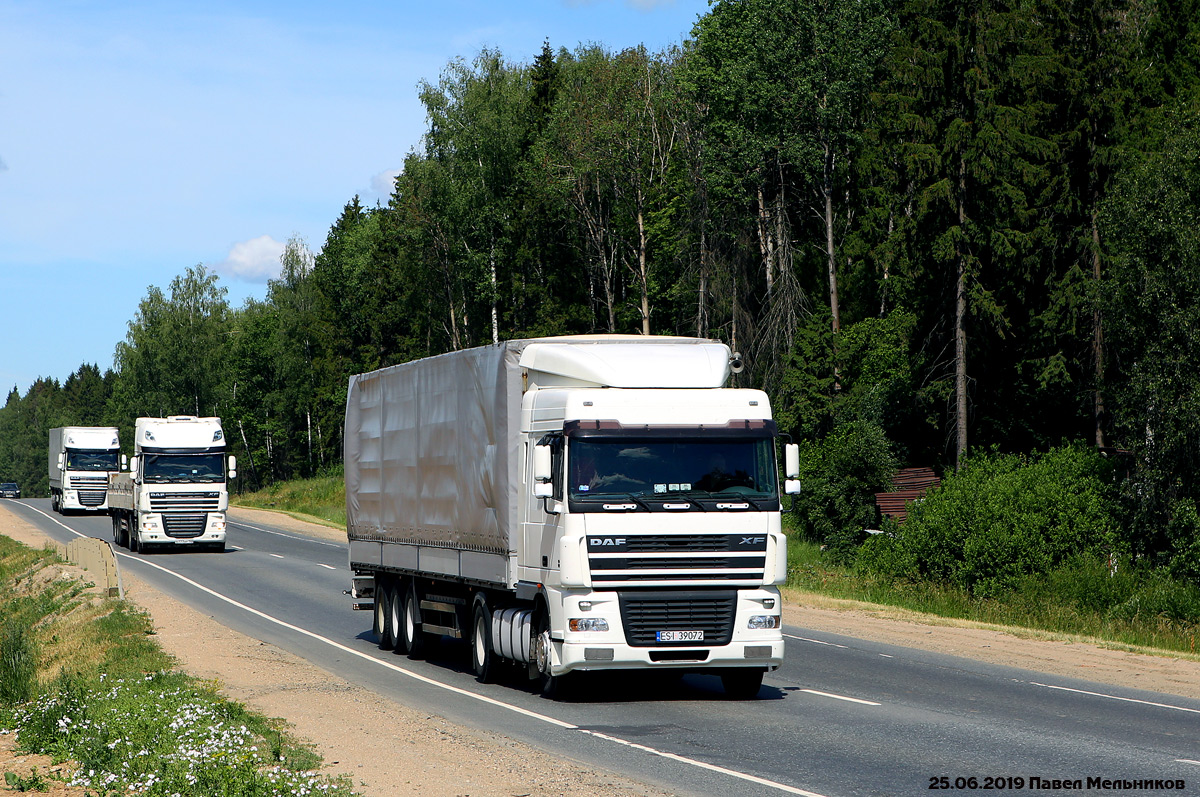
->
3, 0, 1200, 579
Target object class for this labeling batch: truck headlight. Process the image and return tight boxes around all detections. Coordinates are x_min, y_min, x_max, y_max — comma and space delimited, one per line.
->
569, 618, 610, 632
748, 615, 780, 630
142, 517, 160, 531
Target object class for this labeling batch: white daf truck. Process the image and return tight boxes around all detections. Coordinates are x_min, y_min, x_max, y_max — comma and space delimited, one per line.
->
345, 335, 800, 698
108, 416, 236, 553
48, 426, 121, 513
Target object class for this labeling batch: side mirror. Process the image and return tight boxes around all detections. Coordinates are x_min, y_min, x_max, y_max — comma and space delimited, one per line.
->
56, 454, 64, 469
121, 454, 128, 471
785, 479, 802, 495
784, 443, 800, 479
129, 456, 139, 478
227, 455, 237, 479
533, 482, 553, 499
533, 444, 552, 483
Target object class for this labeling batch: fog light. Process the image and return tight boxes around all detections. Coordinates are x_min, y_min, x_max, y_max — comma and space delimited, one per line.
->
748, 615, 779, 630
569, 618, 610, 632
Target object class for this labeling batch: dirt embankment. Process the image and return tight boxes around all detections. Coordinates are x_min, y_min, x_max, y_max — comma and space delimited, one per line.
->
3, 502, 1200, 797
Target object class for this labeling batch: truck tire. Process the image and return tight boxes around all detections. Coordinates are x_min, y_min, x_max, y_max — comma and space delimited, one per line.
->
388, 580, 405, 655
721, 669, 764, 699
533, 606, 575, 699
128, 517, 140, 554
376, 580, 395, 650
400, 582, 426, 659
471, 600, 500, 683
111, 514, 121, 546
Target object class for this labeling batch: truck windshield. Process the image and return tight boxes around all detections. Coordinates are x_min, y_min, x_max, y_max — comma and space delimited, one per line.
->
141, 453, 226, 483
567, 437, 778, 505
65, 449, 120, 471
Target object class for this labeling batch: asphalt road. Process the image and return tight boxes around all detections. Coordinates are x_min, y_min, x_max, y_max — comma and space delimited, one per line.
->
5, 497, 1199, 797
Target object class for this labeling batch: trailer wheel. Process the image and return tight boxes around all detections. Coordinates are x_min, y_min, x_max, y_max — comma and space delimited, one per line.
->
376, 580, 395, 650
388, 580, 404, 655
721, 669, 764, 700
400, 582, 426, 659
471, 600, 499, 683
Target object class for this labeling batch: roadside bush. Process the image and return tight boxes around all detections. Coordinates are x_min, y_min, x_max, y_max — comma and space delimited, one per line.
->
859, 444, 1120, 598
790, 420, 897, 564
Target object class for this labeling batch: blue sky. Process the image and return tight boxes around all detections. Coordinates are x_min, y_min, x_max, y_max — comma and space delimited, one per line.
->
0, 0, 709, 396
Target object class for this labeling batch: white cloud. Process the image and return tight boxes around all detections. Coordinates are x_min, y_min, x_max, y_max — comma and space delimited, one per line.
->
213, 235, 286, 283
370, 168, 401, 199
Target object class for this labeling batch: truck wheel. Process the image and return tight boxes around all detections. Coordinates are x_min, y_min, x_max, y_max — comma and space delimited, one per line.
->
376, 581, 395, 650
128, 520, 140, 554
721, 669, 764, 700
111, 514, 121, 546
533, 607, 575, 699
471, 601, 499, 683
400, 583, 426, 659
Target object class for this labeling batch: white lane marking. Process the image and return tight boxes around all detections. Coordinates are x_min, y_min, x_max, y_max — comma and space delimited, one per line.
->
1031, 683, 1200, 715
317, 563, 337, 570
879, 654, 893, 658
229, 519, 344, 548
580, 729, 829, 797
269, 554, 285, 559
19, 502, 822, 797
785, 634, 847, 649
1177, 760, 1200, 766
801, 689, 881, 707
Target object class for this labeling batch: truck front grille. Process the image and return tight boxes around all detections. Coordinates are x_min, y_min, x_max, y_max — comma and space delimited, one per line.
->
149, 492, 221, 512
162, 513, 207, 538
617, 590, 737, 647
69, 476, 108, 506
587, 534, 766, 586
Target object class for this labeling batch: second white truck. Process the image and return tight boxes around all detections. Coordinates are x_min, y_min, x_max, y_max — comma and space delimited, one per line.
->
48, 426, 121, 513
108, 416, 236, 553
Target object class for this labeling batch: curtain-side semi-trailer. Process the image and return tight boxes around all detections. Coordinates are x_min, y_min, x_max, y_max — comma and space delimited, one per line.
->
345, 335, 801, 698
48, 426, 121, 513
108, 416, 237, 553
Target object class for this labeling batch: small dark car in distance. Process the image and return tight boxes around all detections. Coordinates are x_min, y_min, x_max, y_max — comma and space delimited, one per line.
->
0, 483, 20, 499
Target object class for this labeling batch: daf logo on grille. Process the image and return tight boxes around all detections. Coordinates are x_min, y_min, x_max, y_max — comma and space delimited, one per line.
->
589, 537, 626, 547
740, 536, 766, 545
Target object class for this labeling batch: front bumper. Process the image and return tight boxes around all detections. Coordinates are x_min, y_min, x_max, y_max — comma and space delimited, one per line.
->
546, 586, 785, 675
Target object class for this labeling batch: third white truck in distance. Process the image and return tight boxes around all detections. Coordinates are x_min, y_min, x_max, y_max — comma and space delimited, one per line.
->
108, 416, 236, 553
346, 334, 801, 699
48, 426, 121, 513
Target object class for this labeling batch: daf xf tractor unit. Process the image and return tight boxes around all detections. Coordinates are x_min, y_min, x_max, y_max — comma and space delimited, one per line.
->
344, 335, 800, 698
48, 426, 121, 513
108, 416, 236, 553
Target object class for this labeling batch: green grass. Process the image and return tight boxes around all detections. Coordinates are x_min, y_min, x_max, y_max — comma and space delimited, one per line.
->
787, 537, 1200, 657
0, 534, 357, 796
233, 469, 346, 528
